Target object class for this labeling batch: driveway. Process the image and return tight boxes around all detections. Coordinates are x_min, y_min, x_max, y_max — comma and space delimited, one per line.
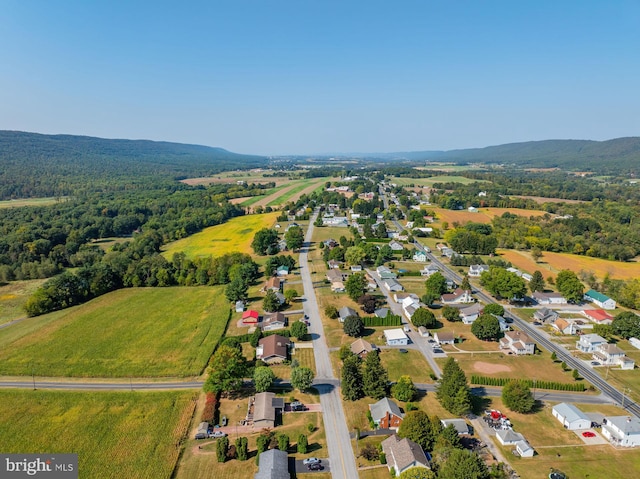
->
293, 458, 330, 474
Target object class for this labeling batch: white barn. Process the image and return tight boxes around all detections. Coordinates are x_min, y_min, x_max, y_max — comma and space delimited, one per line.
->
552, 403, 591, 430
384, 329, 409, 346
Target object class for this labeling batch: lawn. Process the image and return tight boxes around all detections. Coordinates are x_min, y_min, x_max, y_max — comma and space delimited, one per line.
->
162, 212, 279, 259
0, 279, 47, 324
0, 389, 196, 479
0, 287, 230, 377
379, 349, 434, 383
269, 347, 317, 379
0, 196, 69, 208
390, 176, 489, 186
431, 207, 546, 227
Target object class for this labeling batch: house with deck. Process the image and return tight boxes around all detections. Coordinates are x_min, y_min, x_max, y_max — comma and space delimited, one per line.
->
601, 416, 640, 447
251, 392, 285, 428
261, 312, 287, 331
256, 334, 291, 364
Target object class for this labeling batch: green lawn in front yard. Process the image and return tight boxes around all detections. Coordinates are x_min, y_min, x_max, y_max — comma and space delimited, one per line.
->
0, 287, 229, 378
379, 349, 434, 383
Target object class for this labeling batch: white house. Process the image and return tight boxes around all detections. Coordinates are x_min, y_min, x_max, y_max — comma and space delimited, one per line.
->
468, 206, 478, 213
601, 416, 640, 447
441, 288, 474, 304
552, 403, 592, 430
468, 264, 489, 277
389, 240, 404, 251
384, 329, 409, 346
350, 264, 363, 272
584, 289, 616, 310
521, 273, 533, 282
630, 337, 640, 350
576, 333, 607, 353
552, 319, 579, 335
441, 419, 470, 435
322, 216, 349, 227
593, 344, 635, 370
412, 251, 427, 262
532, 292, 567, 305
500, 331, 535, 355
377, 266, 397, 279
434, 331, 455, 345
460, 304, 483, 324
534, 308, 558, 323
338, 306, 358, 323
421, 264, 440, 277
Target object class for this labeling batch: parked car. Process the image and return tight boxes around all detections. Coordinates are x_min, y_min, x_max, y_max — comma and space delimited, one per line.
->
590, 361, 600, 366
582, 431, 596, 438
209, 431, 226, 438
291, 401, 305, 411
302, 457, 321, 465
194, 432, 208, 440
307, 462, 324, 471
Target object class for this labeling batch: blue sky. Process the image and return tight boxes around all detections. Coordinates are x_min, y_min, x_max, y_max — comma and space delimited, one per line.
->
1, 1, 639, 155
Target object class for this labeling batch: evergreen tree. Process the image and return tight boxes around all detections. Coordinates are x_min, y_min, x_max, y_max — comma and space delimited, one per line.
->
528, 270, 545, 293
362, 350, 388, 399
225, 277, 248, 303
436, 358, 472, 415
297, 434, 308, 453
461, 275, 471, 291
341, 354, 363, 401
236, 437, 248, 461
263, 289, 280, 312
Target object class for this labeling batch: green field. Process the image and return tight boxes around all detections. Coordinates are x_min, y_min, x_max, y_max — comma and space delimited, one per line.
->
162, 212, 279, 259
0, 287, 229, 377
0, 197, 69, 208
390, 175, 489, 186
0, 279, 47, 324
0, 389, 195, 479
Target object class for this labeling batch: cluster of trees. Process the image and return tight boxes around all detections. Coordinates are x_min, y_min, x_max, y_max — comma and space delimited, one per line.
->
444, 224, 498, 255
340, 349, 389, 401
479, 267, 527, 301
611, 311, 640, 339
251, 228, 280, 255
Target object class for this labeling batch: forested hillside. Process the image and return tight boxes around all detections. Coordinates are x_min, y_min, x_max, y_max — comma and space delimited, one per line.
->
381, 137, 640, 173
0, 131, 268, 199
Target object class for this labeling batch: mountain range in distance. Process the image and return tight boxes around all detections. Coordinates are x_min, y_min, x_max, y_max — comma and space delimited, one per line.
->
1, 130, 639, 172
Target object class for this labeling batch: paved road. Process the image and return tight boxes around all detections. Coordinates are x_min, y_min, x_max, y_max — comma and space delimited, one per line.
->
415, 240, 640, 418
299, 211, 359, 479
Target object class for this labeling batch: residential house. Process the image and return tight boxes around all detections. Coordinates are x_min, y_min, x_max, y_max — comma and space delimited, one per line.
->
441, 247, 455, 258
500, 331, 535, 355
242, 310, 260, 325
460, 304, 483, 324
434, 331, 455, 345
351, 264, 363, 272
369, 397, 405, 430
584, 290, 617, 310
601, 416, 640, 447
254, 449, 290, 479
377, 266, 397, 279
384, 329, 409, 346
576, 333, 607, 353
326, 269, 346, 283
552, 318, 579, 335
582, 309, 614, 325
275, 292, 286, 305
338, 306, 358, 323
532, 292, 567, 305
506, 267, 522, 277
276, 265, 289, 276
264, 277, 282, 293
418, 326, 429, 337
384, 278, 404, 292
252, 392, 285, 428
324, 239, 339, 249
401, 296, 422, 320
413, 227, 433, 235
389, 240, 404, 251
331, 281, 346, 293
593, 344, 635, 370
350, 338, 377, 358
495, 430, 534, 457
394, 292, 419, 303
365, 273, 378, 290
375, 308, 390, 319
261, 312, 287, 331
552, 403, 592, 430
256, 334, 291, 364
534, 308, 558, 323
381, 434, 430, 477
441, 288, 474, 304
235, 300, 245, 313
327, 259, 342, 269
322, 216, 348, 227
497, 316, 510, 332
521, 273, 533, 282
441, 419, 470, 435
468, 206, 478, 213
412, 251, 427, 262
420, 264, 440, 277
468, 264, 489, 277
630, 337, 640, 350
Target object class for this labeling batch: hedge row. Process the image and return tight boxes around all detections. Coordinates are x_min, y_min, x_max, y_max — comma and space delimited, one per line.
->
202, 392, 220, 424
398, 271, 422, 277
470, 375, 586, 392
231, 329, 291, 343
363, 314, 402, 327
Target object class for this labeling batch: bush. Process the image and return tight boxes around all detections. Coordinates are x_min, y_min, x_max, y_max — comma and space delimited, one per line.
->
216, 436, 229, 463
361, 443, 380, 461
277, 433, 289, 452
307, 422, 315, 433
297, 434, 308, 454
362, 314, 402, 327
236, 437, 248, 461
201, 392, 219, 424
325, 305, 339, 319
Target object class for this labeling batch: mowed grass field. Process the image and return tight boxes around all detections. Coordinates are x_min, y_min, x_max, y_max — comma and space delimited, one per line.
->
0, 287, 229, 377
0, 389, 196, 479
390, 175, 489, 186
0, 279, 47, 324
162, 212, 279, 259
0, 197, 69, 208
498, 248, 640, 280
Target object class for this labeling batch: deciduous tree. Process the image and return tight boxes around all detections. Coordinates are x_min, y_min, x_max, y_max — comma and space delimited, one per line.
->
555, 269, 584, 303
411, 308, 437, 328
346, 272, 367, 301
291, 367, 314, 391
290, 321, 308, 340
251, 228, 279, 255
343, 315, 364, 337
501, 380, 535, 413
392, 375, 418, 402
471, 314, 501, 341
253, 366, 275, 393
204, 345, 247, 396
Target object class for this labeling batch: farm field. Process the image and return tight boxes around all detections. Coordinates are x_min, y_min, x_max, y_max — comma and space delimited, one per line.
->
390, 175, 489, 186
266, 177, 329, 207
486, 397, 640, 479
0, 279, 47, 324
162, 212, 279, 259
498, 248, 640, 280
180, 169, 291, 186
431, 206, 547, 226
0, 196, 69, 208
0, 287, 229, 378
0, 389, 196, 479
511, 195, 586, 204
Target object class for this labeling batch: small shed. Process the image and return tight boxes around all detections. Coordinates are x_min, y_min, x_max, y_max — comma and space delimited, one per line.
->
235, 301, 245, 313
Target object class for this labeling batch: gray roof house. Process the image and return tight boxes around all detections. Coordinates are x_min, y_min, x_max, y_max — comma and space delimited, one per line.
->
255, 449, 290, 479
369, 397, 405, 430
552, 403, 591, 430
534, 307, 558, 322
252, 392, 285, 428
381, 434, 430, 477
338, 306, 358, 323
441, 418, 470, 435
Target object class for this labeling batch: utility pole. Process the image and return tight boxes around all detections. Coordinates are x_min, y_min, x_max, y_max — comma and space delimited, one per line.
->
31, 364, 36, 391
